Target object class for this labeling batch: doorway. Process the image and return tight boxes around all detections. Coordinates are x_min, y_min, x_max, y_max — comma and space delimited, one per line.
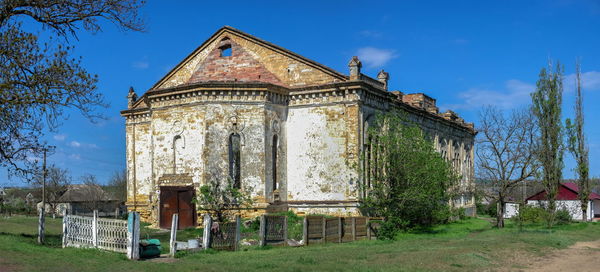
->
159, 186, 196, 229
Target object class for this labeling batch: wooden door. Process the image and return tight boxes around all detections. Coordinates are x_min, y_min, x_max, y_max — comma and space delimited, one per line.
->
177, 190, 194, 228
160, 187, 196, 229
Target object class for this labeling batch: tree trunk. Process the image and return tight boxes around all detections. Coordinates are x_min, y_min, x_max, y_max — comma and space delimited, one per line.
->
547, 199, 556, 228
582, 201, 588, 222
496, 199, 505, 228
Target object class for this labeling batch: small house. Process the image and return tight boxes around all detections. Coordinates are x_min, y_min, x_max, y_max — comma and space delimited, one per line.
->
56, 184, 122, 217
526, 182, 600, 221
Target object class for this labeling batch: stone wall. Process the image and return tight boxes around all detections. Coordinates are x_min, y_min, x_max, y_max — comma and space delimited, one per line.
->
154, 27, 345, 90
286, 104, 360, 216
123, 27, 477, 225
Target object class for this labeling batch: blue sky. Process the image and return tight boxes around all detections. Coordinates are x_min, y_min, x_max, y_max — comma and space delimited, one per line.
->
3, 0, 600, 186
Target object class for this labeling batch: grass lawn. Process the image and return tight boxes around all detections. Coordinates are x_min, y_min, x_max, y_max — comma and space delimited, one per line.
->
1, 215, 599, 271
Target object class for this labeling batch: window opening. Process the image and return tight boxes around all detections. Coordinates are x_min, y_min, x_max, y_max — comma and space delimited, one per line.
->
220, 44, 232, 57
228, 133, 241, 188
272, 135, 278, 191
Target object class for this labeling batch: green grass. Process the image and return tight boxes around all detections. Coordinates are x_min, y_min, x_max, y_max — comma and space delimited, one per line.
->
1, 215, 600, 271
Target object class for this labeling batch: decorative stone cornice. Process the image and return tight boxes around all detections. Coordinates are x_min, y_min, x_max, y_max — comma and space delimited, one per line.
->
121, 80, 476, 134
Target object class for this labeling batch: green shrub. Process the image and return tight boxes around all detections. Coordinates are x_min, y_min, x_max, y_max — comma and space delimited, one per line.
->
476, 202, 497, 217
272, 211, 304, 241
360, 111, 459, 234
555, 209, 572, 225
517, 205, 547, 223
376, 217, 407, 240
242, 217, 260, 233
451, 207, 468, 220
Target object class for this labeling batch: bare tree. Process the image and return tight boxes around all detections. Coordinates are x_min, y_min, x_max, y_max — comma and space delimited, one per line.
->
33, 165, 71, 217
476, 106, 539, 228
0, 0, 145, 180
106, 169, 127, 203
565, 60, 590, 221
81, 174, 105, 212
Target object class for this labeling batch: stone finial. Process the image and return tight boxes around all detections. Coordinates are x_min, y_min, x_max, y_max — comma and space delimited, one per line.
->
348, 56, 362, 80
377, 69, 389, 90
127, 87, 138, 109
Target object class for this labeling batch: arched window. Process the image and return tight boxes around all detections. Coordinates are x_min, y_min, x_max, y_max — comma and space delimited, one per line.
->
440, 139, 447, 161
228, 133, 241, 188
366, 135, 373, 189
453, 143, 461, 170
272, 135, 278, 191
173, 135, 183, 173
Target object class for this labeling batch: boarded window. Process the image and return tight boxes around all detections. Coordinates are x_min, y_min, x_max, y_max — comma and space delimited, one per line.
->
228, 133, 241, 188
173, 135, 184, 173
272, 135, 278, 191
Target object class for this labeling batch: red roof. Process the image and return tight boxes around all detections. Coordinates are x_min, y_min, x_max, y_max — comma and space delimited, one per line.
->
527, 182, 600, 201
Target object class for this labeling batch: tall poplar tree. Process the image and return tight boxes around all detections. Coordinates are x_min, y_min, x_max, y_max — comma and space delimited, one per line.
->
531, 61, 564, 228
565, 60, 590, 221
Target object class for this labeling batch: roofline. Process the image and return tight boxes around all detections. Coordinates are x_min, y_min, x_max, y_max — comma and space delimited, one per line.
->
149, 26, 348, 91
526, 183, 600, 200
122, 81, 477, 134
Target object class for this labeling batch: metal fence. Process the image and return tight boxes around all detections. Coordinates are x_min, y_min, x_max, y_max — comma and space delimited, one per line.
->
211, 222, 239, 250
63, 215, 95, 248
96, 217, 129, 252
62, 211, 140, 259
259, 215, 287, 246
201, 215, 241, 251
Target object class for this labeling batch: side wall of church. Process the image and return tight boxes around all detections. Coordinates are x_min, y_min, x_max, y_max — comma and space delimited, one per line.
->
362, 104, 476, 213
286, 103, 361, 216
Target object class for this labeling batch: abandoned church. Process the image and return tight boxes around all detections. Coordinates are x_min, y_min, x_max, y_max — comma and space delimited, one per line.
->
121, 26, 476, 228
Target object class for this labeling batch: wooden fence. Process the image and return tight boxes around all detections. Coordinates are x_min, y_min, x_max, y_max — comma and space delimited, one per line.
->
196, 214, 382, 250
302, 216, 382, 245
62, 210, 140, 259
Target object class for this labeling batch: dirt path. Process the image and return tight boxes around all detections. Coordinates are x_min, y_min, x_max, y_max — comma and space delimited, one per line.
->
523, 240, 600, 272
0, 257, 21, 272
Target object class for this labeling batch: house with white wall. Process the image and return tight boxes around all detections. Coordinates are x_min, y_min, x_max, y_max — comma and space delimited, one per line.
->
526, 182, 600, 221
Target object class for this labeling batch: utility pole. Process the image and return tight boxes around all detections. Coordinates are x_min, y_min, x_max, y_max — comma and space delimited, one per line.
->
38, 148, 47, 244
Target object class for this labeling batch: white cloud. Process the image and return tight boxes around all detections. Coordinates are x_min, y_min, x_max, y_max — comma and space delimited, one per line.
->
67, 140, 99, 149
132, 61, 149, 69
69, 141, 81, 148
445, 71, 600, 111
26, 155, 41, 163
69, 153, 81, 160
564, 71, 600, 92
53, 134, 67, 141
444, 80, 535, 110
356, 47, 397, 68
132, 56, 149, 69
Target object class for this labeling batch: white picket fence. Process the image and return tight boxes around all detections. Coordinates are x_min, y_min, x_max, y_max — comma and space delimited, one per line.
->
62, 210, 140, 259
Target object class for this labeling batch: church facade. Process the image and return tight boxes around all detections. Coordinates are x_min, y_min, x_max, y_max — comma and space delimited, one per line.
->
121, 26, 476, 228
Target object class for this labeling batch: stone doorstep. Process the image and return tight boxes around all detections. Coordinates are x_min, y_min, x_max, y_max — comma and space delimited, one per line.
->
175, 240, 202, 251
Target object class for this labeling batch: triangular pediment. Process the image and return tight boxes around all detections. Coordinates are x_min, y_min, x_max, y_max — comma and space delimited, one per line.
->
187, 38, 284, 86
152, 26, 347, 90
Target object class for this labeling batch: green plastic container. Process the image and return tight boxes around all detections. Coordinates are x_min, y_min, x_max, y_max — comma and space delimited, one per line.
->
139, 239, 161, 258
